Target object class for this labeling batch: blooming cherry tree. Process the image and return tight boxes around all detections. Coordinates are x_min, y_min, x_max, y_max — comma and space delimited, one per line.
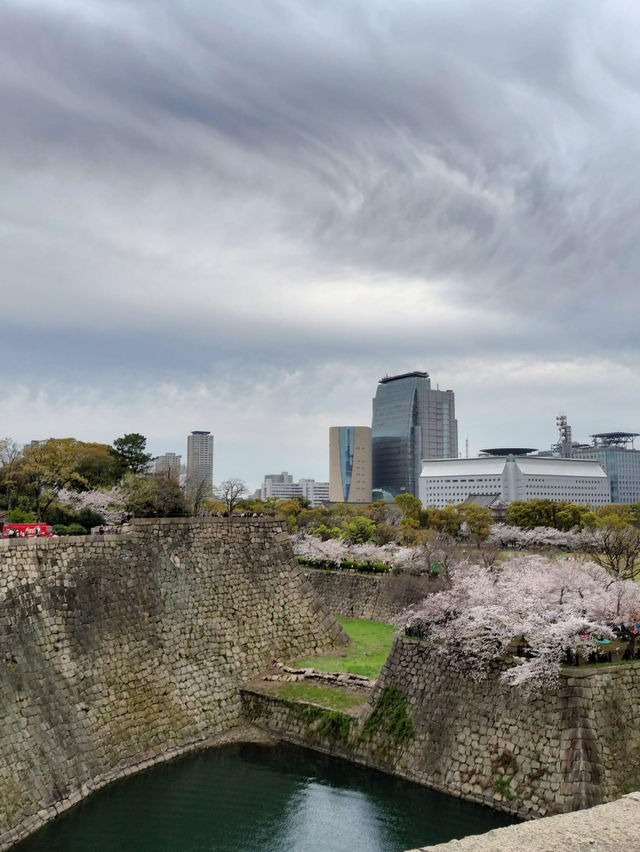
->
399, 555, 640, 687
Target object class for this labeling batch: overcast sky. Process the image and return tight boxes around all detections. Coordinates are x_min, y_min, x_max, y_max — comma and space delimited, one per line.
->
2, 0, 640, 490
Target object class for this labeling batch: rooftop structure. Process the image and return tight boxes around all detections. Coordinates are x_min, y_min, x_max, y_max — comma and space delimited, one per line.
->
480, 448, 537, 456
590, 432, 639, 448
544, 416, 640, 504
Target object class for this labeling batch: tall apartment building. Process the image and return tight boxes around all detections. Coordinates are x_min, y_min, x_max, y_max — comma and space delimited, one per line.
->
186, 430, 214, 498
372, 371, 458, 498
154, 452, 182, 480
329, 426, 372, 503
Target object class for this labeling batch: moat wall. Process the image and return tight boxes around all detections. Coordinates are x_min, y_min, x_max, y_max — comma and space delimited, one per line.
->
243, 637, 640, 820
306, 569, 442, 621
0, 518, 345, 850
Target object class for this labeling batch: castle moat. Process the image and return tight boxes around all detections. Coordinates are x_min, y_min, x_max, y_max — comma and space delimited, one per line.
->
12, 743, 518, 852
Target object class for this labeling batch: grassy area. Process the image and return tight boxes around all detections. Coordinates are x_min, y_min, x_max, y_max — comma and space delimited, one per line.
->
268, 682, 370, 713
291, 617, 395, 679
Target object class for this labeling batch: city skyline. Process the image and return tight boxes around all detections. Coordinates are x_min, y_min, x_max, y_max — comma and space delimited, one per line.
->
2, 2, 640, 489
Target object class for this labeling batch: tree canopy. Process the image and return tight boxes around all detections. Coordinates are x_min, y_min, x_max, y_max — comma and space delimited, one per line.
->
111, 433, 153, 475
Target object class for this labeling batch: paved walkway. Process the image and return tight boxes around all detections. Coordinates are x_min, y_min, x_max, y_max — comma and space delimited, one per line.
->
407, 793, 640, 852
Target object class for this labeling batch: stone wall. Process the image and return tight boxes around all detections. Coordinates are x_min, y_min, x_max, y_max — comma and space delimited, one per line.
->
0, 518, 345, 850
242, 636, 640, 820
306, 570, 442, 622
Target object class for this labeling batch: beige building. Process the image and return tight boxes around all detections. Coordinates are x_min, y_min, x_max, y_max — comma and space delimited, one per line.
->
329, 426, 372, 503
154, 452, 182, 480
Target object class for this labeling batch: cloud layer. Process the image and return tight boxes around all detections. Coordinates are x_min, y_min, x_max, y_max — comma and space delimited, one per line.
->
2, 0, 640, 487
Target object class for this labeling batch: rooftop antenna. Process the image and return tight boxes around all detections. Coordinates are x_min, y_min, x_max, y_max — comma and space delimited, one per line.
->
465, 437, 469, 459
555, 413, 572, 457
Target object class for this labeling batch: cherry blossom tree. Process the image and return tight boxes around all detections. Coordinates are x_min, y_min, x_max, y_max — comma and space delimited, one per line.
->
399, 555, 640, 687
291, 533, 419, 571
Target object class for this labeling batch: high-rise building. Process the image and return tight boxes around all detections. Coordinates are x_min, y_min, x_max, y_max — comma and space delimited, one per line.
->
372, 371, 458, 499
154, 452, 182, 480
186, 431, 213, 498
329, 426, 372, 503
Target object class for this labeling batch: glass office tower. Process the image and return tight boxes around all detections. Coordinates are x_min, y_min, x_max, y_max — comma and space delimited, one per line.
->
372, 371, 457, 498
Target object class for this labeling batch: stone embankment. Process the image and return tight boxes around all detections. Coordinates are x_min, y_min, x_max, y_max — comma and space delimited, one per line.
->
0, 517, 346, 850
306, 569, 441, 621
243, 636, 640, 821
409, 792, 640, 851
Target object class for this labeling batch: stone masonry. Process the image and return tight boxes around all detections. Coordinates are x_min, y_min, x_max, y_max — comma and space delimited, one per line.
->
243, 636, 640, 821
306, 569, 442, 622
0, 518, 346, 850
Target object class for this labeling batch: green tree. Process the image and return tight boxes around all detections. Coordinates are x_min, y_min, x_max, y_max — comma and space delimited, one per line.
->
312, 523, 343, 540
6, 507, 37, 523
426, 505, 462, 537
393, 493, 422, 522
459, 504, 493, 542
124, 473, 187, 517
0, 437, 21, 509
506, 499, 556, 529
375, 522, 397, 545
273, 498, 304, 530
19, 438, 88, 520
111, 433, 153, 476
342, 516, 377, 544
555, 501, 596, 531
596, 504, 635, 528
74, 442, 123, 487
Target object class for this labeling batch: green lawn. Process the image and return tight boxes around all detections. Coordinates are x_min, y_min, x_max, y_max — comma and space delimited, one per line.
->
269, 682, 370, 713
291, 617, 395, 679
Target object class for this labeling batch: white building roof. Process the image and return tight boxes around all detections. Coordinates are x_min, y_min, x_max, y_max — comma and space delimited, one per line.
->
515, 458, 607, 478
420, 457, 506, 477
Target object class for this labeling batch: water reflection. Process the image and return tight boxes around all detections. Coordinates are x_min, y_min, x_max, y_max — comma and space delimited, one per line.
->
14, 743, 518, 852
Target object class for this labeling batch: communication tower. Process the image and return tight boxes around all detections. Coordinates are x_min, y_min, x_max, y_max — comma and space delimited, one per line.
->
555, 414, 572, 457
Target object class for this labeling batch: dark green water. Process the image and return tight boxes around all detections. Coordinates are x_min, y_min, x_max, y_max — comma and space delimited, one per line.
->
14, 743, 518, 852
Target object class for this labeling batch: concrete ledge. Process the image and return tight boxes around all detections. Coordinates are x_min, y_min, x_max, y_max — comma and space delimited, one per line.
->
408, 793, 640, 851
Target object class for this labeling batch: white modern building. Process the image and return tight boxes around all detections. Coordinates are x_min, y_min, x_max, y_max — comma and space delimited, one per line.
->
261, 471, 329, 507
300, 479, 330, 506
419, 453, 610, 509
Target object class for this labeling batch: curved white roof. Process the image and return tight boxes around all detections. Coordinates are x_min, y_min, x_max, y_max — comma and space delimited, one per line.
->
420, 455, 607, 479
421, 457, 506, 477
516, 457, 607, 478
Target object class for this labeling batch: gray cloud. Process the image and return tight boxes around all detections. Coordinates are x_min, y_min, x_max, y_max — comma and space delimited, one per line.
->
1, 0, 640, 480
